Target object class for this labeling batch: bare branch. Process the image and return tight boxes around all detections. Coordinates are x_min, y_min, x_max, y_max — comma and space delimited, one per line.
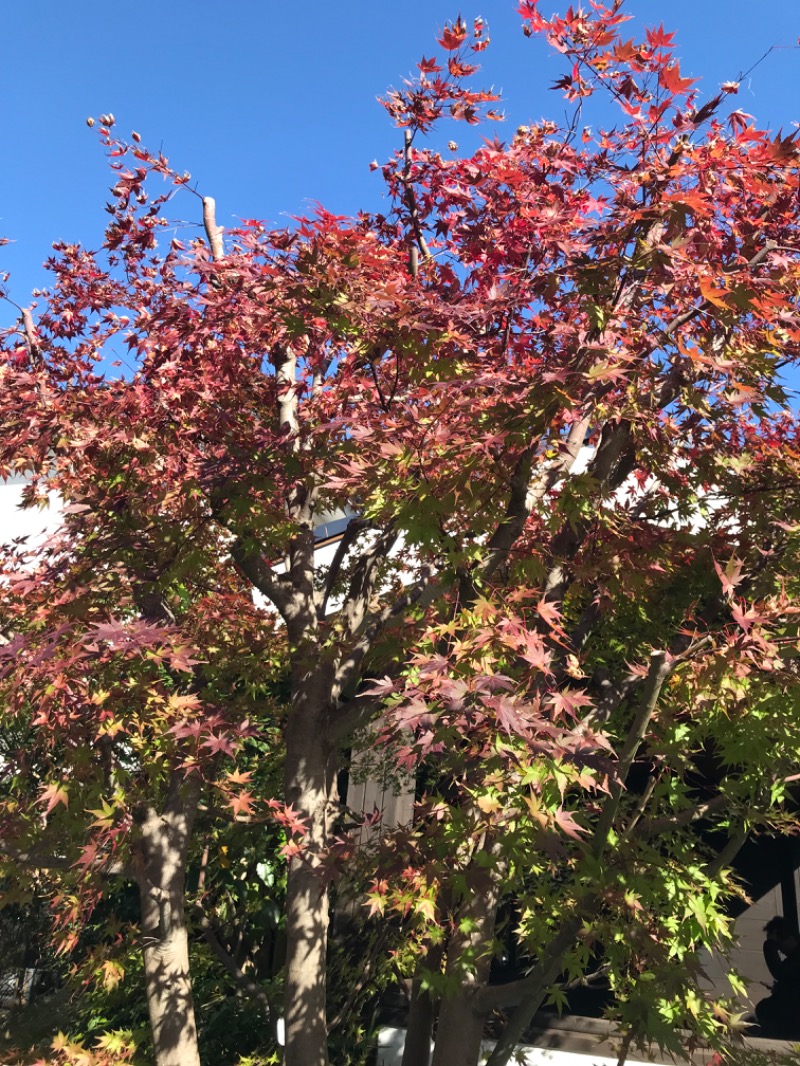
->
202, 197, 225, 262
587, 419, 633, 485
632, 791, 730, 843
584, 633, 711, 731
402, 129, 431, 276
229, 537, 294, 621
194, 909, 272, 1017
329, 691, 381, 743
274, 345, 300, 443
20, 307, 41, 363
316, 516, 371, 618
618, 770, 661, 843
705, 826, 749, 879
338, 522, 399, 640
327, 923, 393, 1033
479, 913, 584, 1022
0, 841, 130, 879
482, 414, 591, 582
590, 650, 671, 853
332, 566, 435, 707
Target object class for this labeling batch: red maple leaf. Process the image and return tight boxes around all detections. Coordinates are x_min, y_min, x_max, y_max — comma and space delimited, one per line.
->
417, 56, 442, 74
645, 23, 676, 50
437, 20, 468, 51
228, 790, 255, 818
658, 61, 697, 96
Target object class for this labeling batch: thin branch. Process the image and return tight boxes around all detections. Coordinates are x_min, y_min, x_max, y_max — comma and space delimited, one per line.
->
317, 517, 371, 618
331, 566, 435, 708
368, 358, 390, 412
627, 791, 730, 844
705, 826, 749, 879
651, 241, 776, 406
483, 958, 610, 1015
327, 924, 393, 1033
402, 129, 431, 277
338, 522, 399, 640
482, 414, 591, 583
487, 704, 691, 1066
618, 771, 661, 843
0, 842, 130, 879
590, 650, 671, 853
194, 909, 272, 1017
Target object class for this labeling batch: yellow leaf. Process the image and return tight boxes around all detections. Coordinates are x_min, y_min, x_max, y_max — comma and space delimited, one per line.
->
476, 794, 501, 815
415, 897, 436, 922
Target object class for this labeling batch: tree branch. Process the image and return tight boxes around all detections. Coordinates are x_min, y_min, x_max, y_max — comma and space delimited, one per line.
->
402, 129, 431, 278
20, 307, 41, 364
338, 522, 399, 640
229, 537, 294, 621
482, 414, 591, 583
632, 791, 731, 843
331, 566, 435, 709
481, 654, 671, 1064
194, 908, 272, 1017
316, 516, 371, 618
479, 913, 584, 1024
705, 826, 749, 879
202, 197, 225, 262
651, 240, 777, 407
590, 650, 671, 854
274, 345, 300, 443
0, 841, 130, 879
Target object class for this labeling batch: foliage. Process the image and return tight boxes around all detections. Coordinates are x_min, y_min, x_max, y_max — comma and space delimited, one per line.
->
0, 1, 799, 1065
31, 1030, 138, 1066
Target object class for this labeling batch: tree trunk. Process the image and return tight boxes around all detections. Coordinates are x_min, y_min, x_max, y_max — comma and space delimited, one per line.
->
283, 685, 336, 1066
136, 771, 202, 1066
431, 874, 501, 1066
401, 941, 444, 1066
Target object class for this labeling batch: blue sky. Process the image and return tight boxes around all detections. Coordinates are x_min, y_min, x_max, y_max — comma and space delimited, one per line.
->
0, 1, 797, 305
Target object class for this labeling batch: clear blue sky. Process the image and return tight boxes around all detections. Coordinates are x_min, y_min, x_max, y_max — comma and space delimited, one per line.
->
0, 1, 797, 305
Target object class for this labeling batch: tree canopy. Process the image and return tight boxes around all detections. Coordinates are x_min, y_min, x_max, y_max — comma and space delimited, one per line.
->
1, 3, 800, 1065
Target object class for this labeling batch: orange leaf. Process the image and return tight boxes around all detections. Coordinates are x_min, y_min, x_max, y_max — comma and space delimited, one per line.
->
698, 277, 730, 309
438, 20, 468, 51
228, 790, 255, 817
658, 61, 697, 96
40, 783, 69, 815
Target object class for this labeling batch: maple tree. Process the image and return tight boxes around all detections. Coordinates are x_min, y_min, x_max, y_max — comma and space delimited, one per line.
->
1, 2, 800, 1065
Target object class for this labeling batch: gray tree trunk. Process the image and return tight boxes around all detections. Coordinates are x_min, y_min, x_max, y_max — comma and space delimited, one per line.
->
282, 673, 336, 1066
401, 941, 444, 1066
135, 771, 202, 1066
430, 870, 501, 1066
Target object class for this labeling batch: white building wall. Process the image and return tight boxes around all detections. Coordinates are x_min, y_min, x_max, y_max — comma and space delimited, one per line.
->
0, 476, 60, 548
700, 882, 787, 1011
376, 1027, 716, 1066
